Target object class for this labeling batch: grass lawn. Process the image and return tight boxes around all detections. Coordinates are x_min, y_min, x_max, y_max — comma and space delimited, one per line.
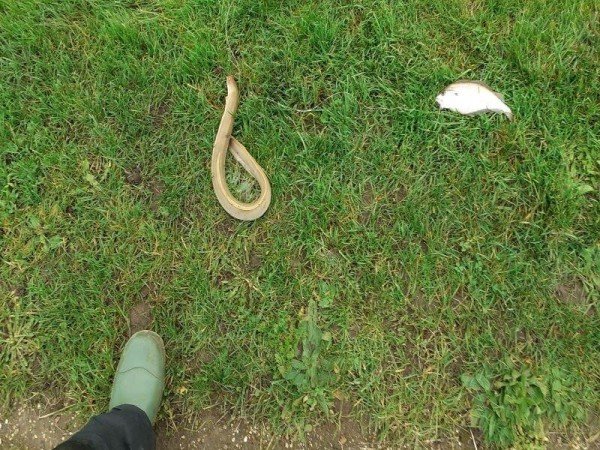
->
1, 0, 599, 447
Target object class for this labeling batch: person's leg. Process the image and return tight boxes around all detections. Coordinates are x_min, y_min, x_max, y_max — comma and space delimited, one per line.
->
54, 404, 153, 450
54, 331, 165, 450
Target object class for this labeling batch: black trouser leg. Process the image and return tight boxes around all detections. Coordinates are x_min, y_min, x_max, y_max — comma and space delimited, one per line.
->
54, 404, 154, 450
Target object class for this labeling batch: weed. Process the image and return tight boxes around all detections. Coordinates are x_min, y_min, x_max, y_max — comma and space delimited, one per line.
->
276, 295, 336, 435
462, 361, 588, 447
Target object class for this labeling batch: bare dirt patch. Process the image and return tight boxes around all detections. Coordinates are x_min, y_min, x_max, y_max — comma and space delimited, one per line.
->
556, 279, 586, 304
0, 402, 78, 450
555, 279, 592, 314
130, 301, 153, 334
1, 402, 380, 450
247, 253, 263, 272
125, 165, 143, 185
216, 218, 237, 235
129, 284, 154, 333
304, 399, 377, 449
156, 408, 270, 449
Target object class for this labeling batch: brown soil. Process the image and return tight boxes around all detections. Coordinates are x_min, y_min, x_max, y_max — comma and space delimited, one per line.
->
555, 279, 587, 306
129, 301, 153, 334
0, 402, 78, 450
125, 166, 143, 185
555, 278, 595, 316
0, 402, 379, 450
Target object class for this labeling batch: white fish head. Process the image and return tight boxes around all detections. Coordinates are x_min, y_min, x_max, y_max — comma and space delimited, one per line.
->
435, 87, 463, 109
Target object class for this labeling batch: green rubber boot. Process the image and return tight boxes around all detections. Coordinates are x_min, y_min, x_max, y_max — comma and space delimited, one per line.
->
109, 330, 165, 424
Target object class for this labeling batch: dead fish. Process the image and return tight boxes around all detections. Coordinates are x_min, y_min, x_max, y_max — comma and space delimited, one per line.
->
436, 80, 513, 119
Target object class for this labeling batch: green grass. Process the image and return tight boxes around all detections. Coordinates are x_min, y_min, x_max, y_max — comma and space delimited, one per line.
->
1, 0, 599, 446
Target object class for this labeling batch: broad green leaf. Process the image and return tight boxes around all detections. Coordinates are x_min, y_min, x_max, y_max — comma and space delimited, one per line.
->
461, 373, 480, 390
476, 372, 491, 392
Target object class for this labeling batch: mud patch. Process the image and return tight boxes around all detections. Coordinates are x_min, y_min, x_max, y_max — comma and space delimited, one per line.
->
130, 302, 153, 333
247, 253, 262, 271
130, 298, 153, 334
10, 285, 27, 298
454, 427, 483, 449
556, 279, 589, 312
140, 282, 155, 301
393, 185, 407, 203
125, 165, 143, 185
0, 402, 78, 450
158, 403, 379, 450
216, 219, 236, 235
215, 269, 234, 288
305, 398, 378, 449
307, 419, 375, 449
156, 408, 270, 449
